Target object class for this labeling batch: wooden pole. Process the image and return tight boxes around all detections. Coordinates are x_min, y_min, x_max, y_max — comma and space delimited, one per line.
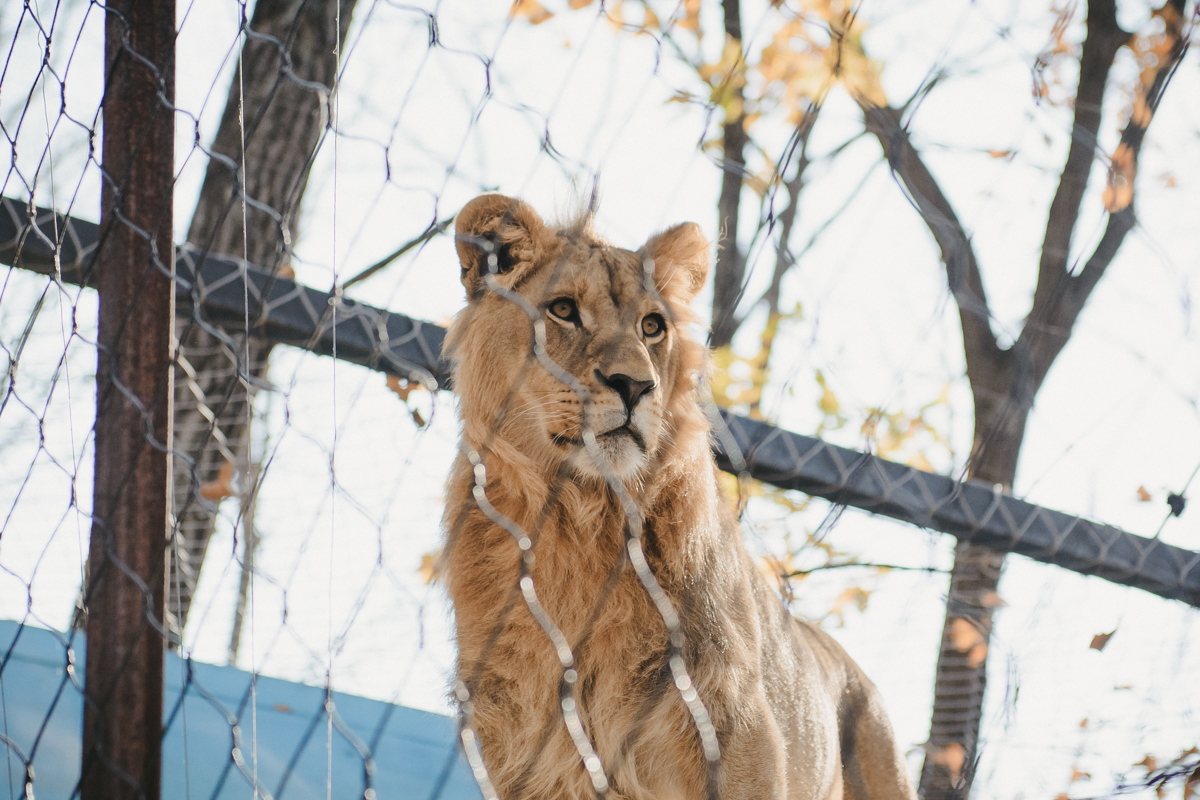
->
81, 1, 174, 798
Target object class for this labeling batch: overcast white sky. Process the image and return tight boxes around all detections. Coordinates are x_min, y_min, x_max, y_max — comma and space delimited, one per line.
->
1, 0, 1199, 796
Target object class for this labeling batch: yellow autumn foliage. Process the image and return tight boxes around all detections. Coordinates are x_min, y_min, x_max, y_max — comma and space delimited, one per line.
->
710, 307, 795, 418
1102, 142, 1135, 213
677, 0, 701, 33
516, 0, 890, 174
698, 35, 750, 121
1104, 3, 1185, 213
510, 0, 553, 25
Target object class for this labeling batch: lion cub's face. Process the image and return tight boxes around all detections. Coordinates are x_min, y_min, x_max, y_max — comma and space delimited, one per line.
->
445, 194, 709, 483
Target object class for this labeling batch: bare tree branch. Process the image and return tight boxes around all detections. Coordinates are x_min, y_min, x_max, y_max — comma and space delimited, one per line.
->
1031, 0, 1126, 310
859, 103, 1004, 393
1021, 0, 1189, 394
750, 149, 876, 317
760, 110, 818, 320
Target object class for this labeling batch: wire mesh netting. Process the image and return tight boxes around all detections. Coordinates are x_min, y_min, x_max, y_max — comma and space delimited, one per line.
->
1, 0, 1199, 799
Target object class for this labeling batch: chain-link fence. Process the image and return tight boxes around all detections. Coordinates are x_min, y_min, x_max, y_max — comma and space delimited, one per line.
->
2, 1, 1198, 799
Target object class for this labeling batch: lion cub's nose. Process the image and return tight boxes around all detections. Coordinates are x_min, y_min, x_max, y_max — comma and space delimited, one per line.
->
596, 370, 656, 412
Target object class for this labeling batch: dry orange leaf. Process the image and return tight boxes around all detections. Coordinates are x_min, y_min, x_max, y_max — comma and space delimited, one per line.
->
931, 743, 966, 782
907, 452, 935, 473
966, 643, 988, 669
511, 0, 553, 25
1102, 143, 1136, 213
387, 375, 429, 427
1134, 754, 1158, 772
1136, 485, 1152, 502
948, 618, 984, 650
829, 586, 872, 625
1046, 1, 1076, 56
1114, 6, 1181, 154
980, 591, 1006, 609
418, 550, 442, 585
1131, 94, 1153, 128
604, 1, 624, 30
985, 149, 1015, 159
757, 555, 795, 600
568, 0, 594, 7
200, 460, 236, 502
948, 618, 988, 668
1090, 629, 1116, 651
1070, 767, 1092, 783
677, 0, 701, 32
387, 374, 414, 401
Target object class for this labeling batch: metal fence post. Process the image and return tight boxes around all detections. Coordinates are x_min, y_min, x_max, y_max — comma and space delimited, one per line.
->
80, 2, 175, 799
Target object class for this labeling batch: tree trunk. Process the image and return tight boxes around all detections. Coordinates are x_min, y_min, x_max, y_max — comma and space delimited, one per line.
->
920, 365, 1027, 796
168, 0, 356, 640
709, 0, 747, 350
856, 2, 1185, 792
864, 0, 1186, 793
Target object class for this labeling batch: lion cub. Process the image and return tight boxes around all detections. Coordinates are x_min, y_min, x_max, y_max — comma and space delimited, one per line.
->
441, 193, 915, 800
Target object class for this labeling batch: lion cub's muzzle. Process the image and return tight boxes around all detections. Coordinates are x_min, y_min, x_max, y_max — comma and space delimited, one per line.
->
595, 369, 656, 415
591, 368, 657, 445
554, 368, 661, 481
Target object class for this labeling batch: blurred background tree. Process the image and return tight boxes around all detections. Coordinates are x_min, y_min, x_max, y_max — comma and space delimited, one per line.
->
521, 0, 1193, 795
166, 0, 357, 660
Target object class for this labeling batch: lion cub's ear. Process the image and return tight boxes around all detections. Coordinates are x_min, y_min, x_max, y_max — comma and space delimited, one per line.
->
638, 222, 709, 303
455, 194, 546, 301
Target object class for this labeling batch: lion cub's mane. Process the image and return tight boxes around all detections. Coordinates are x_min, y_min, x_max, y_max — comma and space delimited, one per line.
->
440, 194, 915, 800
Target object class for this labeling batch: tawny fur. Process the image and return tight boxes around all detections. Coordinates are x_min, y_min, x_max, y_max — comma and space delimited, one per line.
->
441, 194, 916, 800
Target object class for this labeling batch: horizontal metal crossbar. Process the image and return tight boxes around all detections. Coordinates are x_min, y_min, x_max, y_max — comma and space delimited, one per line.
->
0, 198, 449, 387
4, 196, 1197, 608
714, 414, 1200, 606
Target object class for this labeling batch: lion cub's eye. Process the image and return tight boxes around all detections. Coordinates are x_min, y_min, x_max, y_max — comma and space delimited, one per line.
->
641, 313, 666, 340
548, 298, 580, 324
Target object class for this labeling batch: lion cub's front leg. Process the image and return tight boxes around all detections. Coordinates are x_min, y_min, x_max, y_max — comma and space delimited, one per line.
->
789, 620, 917, 800
713, 695, 793, 800
836, 681, 916, 800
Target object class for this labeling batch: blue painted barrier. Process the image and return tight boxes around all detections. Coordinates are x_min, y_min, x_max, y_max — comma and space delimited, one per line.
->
0, 620, 481, 800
